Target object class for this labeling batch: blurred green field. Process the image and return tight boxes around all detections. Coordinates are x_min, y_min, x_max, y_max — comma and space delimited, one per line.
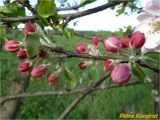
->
0, 30, 155, 119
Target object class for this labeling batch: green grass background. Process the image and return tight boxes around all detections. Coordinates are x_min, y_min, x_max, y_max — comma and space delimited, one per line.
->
0, 30, 155, 119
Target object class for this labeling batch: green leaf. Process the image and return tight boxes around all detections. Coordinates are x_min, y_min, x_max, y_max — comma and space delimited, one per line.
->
116, 6, 126, 16
132, 63, 145, 80
65, 66, 77, 89
0, 25, 5, 36
39, 17, 50, 26
0, 2, 18, 13
63, 28, 72, 39
38, 0, 56, 18
16, 7, 25, 16
0, 3, 25, 17
142, 52, 160, 69
80, 0, 97, 6
24, 32, 40, 58
35, 23, 56, 48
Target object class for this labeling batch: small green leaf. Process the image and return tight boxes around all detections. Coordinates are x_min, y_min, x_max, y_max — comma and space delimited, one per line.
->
39, 17, 50, 26
132, 63, 145, 80
38, 0, 56, 18
0, 25, 5, 36
65, 66, 77, 89
80, 0, 97, 6
142, 52, 160, 69
0, 3, 25, 17
16, 7, 25, 16
64, 28, 71, 38
24, 32, 40, 58
35, 23, 56, 48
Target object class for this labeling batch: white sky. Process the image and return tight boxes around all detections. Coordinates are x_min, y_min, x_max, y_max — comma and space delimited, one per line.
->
0, 0, 148, 31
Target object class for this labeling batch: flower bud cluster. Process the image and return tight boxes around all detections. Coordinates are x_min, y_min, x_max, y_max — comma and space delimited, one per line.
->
3, 23, 59, 85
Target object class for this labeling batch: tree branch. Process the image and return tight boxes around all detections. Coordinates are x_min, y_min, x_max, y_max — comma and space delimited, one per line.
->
57, 4, 84, 11
59, 72, 110, 119
62, 1, 127, 27
0, 1, 126, 24
52, 47, 160, 73
0, 15, 39, 23
0, 79, 146, 106
16, 0, 37, 14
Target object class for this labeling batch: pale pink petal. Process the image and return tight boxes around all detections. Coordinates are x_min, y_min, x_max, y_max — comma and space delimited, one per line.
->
146, 0, 160, 16
134, 22, 151, 34
154, 45, 160, 52
141, 46, 152, 53
143, 33, 160, 49
137, 13, 155, 22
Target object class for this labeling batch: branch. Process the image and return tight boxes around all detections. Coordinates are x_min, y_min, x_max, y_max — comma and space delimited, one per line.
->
0, 15, 39, 23
0, 79, 146, 106
59, 72, 110, 119
62, 1, 127, 26
0, 1, 126, 24
57, 4, 84, 11
52, 47, 160, 73
16, 0, 37, 14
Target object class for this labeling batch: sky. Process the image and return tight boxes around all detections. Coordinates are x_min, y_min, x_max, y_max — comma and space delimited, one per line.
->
0, 0, 148, 31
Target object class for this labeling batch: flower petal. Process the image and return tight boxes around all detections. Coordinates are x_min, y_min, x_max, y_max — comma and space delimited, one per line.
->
141, 46, 152, 53
134, 22, 151, 34
146, 0, 160, 16
137, 12, 155, 22
143, 33, 160, 49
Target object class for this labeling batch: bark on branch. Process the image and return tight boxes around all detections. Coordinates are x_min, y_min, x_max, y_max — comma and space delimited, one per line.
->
0, 71, 30, 119
0, 1, 126, 24
0, 80, 145, 105
52, 47, 160, 73
59, 72, 110, 119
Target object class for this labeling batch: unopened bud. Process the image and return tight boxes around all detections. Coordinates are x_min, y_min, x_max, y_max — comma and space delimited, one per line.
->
131, 31, 145, 48
103, 36, 121, 53
111, 64, 131, 85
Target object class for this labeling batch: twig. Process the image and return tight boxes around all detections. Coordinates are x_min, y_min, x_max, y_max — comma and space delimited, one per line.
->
0, 1, 126, 24
16, 0, 37, 14
59, 72, 109, 119
0, 79, 145, 106
52, 47, 160, 73
62, 1, 127, 27
0, 15, 39, 23
57, 4, 84, 11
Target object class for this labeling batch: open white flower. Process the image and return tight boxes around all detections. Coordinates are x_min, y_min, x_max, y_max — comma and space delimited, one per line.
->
135, 0, 160, 53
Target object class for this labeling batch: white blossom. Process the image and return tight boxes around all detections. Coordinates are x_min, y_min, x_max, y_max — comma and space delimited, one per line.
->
135, 0, 160, 53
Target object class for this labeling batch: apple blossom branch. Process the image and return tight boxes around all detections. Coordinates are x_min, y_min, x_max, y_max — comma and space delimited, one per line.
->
52, 47, 160, 73
0, 1, 126, 24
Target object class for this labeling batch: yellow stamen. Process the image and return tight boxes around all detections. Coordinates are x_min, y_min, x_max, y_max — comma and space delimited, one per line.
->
151, 21, 160, 32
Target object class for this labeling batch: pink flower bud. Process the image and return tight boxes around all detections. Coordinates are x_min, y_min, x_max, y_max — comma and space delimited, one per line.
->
31, 65, 48, 77
121, 37, 130, 48
103, 36, 121, 53
131, 31, 145, 48
47, 74, 57, 85
111, 64, 131, 85
17, 61, 30, 72
78, 62, 88, 69
39, 49, 48, 58
91, 35, 99, 48
76, 44, 88, 54
104, 59, 112, 71
23, 23, 35, 35
4, 40, 20, 53
17, 49, 27, 59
